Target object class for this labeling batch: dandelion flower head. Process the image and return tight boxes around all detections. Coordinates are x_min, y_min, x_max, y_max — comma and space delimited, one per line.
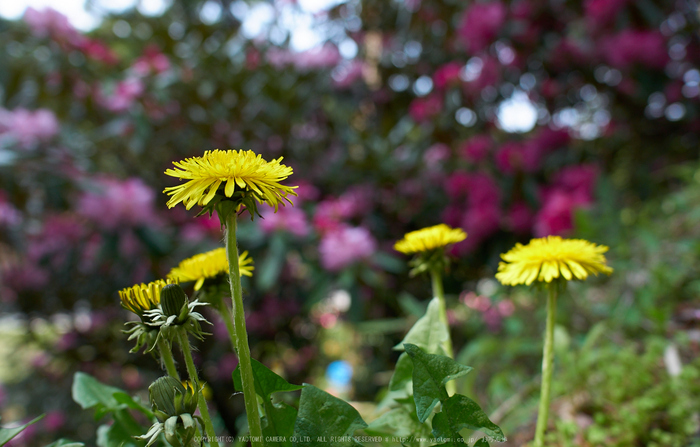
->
495, 236, 613, 286
168, 247, 254, 290
119, 279, 170, 317
163, 149, 297, 211
394, 224, 467, 254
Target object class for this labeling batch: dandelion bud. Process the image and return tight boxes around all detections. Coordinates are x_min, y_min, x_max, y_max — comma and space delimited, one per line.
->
161, 284, 187, 318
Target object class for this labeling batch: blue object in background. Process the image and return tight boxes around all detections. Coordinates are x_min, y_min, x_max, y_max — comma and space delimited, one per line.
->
326, 360, 353, 388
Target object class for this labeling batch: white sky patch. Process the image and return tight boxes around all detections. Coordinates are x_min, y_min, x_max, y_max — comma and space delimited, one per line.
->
497, 90, 538, 133
0, 0, 104, 30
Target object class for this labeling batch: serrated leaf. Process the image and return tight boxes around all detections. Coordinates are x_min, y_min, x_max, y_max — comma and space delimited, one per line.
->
43, 439, 85, 447
365, 407, 421, 438
389, 353, 413, 391
404, 344, 472, 423
233, 358, 304, 400
434, 395, 504, 442
0, 415, 44, 446
394, 298, 449, 355
293, 385, 367, 447
71, 372, 122, 412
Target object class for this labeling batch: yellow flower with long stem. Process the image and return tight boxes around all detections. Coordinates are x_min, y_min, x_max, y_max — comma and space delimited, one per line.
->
496, 235, 613, 447
394, 224, 467, 365
163, 149, 297, 213
168, 248, 254, 291
163, 149, 293, 447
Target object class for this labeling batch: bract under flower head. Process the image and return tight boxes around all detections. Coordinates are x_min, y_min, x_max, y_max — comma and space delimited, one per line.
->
168, 248, 254, 291
394, 224, 467, 254
495, 235, 613, 286
163, 149, 297, 213
119, 279, 171, 317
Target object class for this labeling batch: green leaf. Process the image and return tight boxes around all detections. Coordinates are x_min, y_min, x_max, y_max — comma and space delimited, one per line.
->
263, 401, 297, 446
404, 344, 472, 423
389, 352, 413, 391
473, 439, 490, 447
394, 298, 449, 355
113, 392, 154, 418
293, 385, 368, 447
256, 232, 287, 292
365, 407, 421, 438
44, 439, 85, 447
71, 372, 122, 412
0, 415, 44, 446
434, 395, 505, 442
233, 358, 304, 400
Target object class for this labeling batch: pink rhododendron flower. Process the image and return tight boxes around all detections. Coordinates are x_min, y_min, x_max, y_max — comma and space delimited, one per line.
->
76, 38, 119, 65
494, 141, 542, 173
0, 108, 59, 149
601, 30, 668, 70
0, 192, 22, 226
319, 225, 376, 271
458, 2, 507, 53
259, 205, 310, 237
78, 177, 159, 230
504, 201, 534, 234
133, 45, 171, 76
44, 411, 66, 432
459, 134, 492, 162
533, 189, 589, 236
551, 164, 599, 201
27, 214, 87, 269
584, 0, 627, 28
458, 202, 501, 251
424, 143, 450, 170
433, 62, 463, 89
462, 55, 501, 96
444, 172, 472, 200
23, 7, 79, 42
409, 94, 443, 123
97, 78, 144, 112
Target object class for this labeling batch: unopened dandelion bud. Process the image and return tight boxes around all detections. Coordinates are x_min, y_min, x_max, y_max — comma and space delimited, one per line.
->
161, 284, 188, 318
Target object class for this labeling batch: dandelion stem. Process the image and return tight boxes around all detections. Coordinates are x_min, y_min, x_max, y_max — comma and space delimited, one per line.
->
534, 283, 558, 447
157, 338, 179, 380
430, 267, 453, 359
225, 213, 264, 447
176, 328, 219, 447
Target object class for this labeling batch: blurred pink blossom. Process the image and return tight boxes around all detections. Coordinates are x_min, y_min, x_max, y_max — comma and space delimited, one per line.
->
433, 62, 462, 89
44, 411, 66, 432
133, 45, 171, 76
23, 7, 79, 42
0, 108, 59, 149
78, 177, 159, 230
444, 172, 471, 200
97, 78, 144, 112
409, 94, 443, 123
458, 2, 507, 53
313, 189, 370, 233
494, 141, 542, 173
601, 30, 668, 70
459, 134, 492, 162
319, 225, 376, 271
504, 201, 534, 234
551, 164, 598, 201
584, 0, 627, 28
533, 189, 589, 236
462, 55, 501, 96
267, 44, 341, 71
259, 205, 310, 237
76, 38, 119, 65
457, 202, 501, 253
424, 143, 450, 170
0, 192, 22, 226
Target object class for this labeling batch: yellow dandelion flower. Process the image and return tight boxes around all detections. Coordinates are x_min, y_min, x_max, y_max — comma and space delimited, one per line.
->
119, 279, 170, 317
168, 248, 254, 291
394, 224, 467, 254
163, 149, 297, 211
495, 236, 613, 286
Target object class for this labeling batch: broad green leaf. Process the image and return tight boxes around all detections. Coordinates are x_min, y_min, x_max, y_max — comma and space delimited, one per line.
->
293, 385, 367, 447
404, 344, 472, 423
113, 392, 153, 418
433, 395, 505, 442
96, 413, 146, 447
263, 401, 297, 446
365, 407, 421, 438
473, 439, 490, 447
233, 358, 304, 400
0, 415, 44, 446
394, 298, 449, 355
71, 372, 122, 412
44, 440, 85, 447
389, 353, 413, 391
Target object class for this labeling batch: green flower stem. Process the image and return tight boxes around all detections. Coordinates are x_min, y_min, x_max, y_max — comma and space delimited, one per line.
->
176, 328, 219, 447
225, 213, 264, 447
534, 283, 558, 447
157, 338, 180, 380
429, 267, 453, 358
